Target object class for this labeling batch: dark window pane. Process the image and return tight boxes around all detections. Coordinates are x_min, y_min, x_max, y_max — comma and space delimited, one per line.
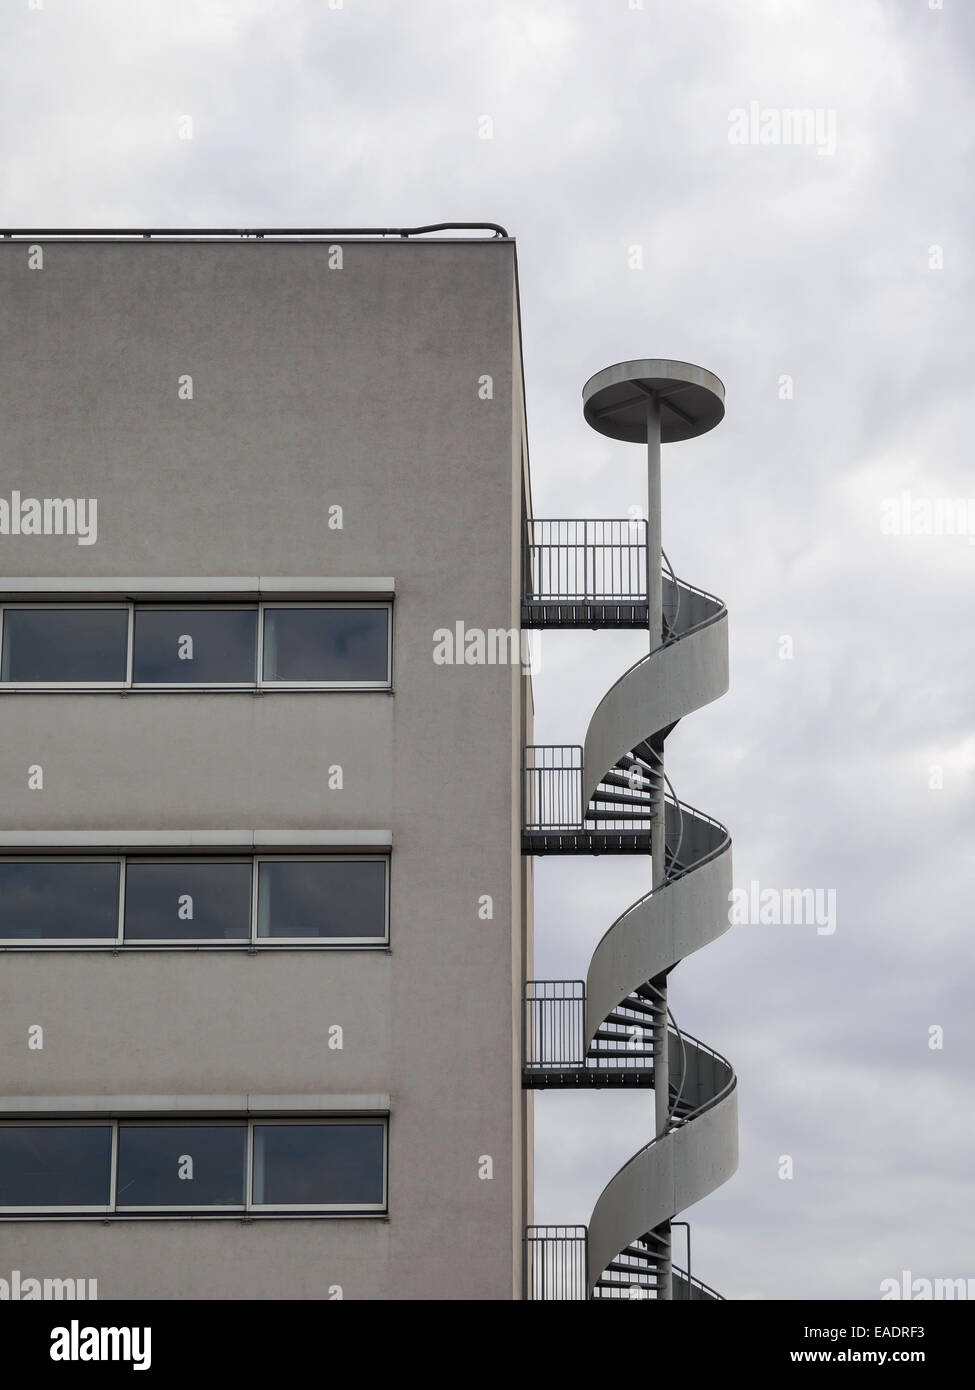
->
0, 1126, 112, 1207
252, 1124, 384, 1206
133, 608, 257, 684
0, 861, 120, 941
0, 608, 128, 682
257, 860, 386, 940
262, 608, 388, 682
124, 861, 251, 941
116, 1125, 246, 1207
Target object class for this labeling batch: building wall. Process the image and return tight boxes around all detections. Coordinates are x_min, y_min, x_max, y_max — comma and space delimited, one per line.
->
0, 237, 530, 1299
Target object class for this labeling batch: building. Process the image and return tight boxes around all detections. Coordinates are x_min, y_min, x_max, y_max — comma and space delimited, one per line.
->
0, 227, 735, 1301
0, 226, 532, 1301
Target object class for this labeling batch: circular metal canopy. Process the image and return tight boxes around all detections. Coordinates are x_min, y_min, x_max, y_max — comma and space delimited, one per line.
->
582, 358, 725, 444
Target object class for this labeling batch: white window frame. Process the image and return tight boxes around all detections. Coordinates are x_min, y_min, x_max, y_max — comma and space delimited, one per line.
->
247, 1118, 388, 1214
113, 1119, 249, 1214
0, 856, 122, 947
0, 603, 130, 690
0, 1118, 388, 1217
122, 857, 254, 946
258, 601, 392, 690
254, 854, 390, 947
130, 603, 259, 690
0, 600, 393, 691
0, 1120, 115, 1215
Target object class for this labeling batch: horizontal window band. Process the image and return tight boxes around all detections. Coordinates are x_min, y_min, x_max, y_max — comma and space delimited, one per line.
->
0, 1096, 390, 1117
0, 831, 392, 850
0, 577, 395, 601
0, 602, 393, 688
0, 852, 391, 947
0, 1115, 388, 1215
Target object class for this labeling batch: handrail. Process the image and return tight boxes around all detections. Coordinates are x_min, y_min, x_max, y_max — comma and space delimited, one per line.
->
522, 518, 649, 607
584, 798, 729, 964
0, 222, 510, 240
662, 771, 684, 881
663, 571, 726, 618
661, 548, 681, 640
666, 1003, 689, 1123
593, 574, 726, 711
524, 1224, 588, 1301
520, 526, 712, 625
673, 1264, 725, 1301
606, 1074, 738, 1198
522, 748, 729, 850
641, 978, 690, 1125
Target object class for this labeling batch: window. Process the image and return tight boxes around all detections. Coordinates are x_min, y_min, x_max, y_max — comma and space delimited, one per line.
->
252, 1122, 386, 1208
0, 602, 391, 690
0, 607, 128, 683
0, 1125, 113, 1210
0, 855, 389, 947
0, 860, 120, 942
262, 606, 389, 684
132, 607, 257, 685
115, 1125, 247, 1209
257, 858, 388, 941
0, 1120, 386, 1214
123, 860, 251, 942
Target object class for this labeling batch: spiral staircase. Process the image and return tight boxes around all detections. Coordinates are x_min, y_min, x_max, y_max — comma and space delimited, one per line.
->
522, 360, 737, 1301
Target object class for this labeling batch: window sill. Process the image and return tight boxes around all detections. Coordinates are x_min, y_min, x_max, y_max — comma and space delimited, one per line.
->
0, 685, 395, 695
0, 1210, 390, 1223
0, 942, 393, 953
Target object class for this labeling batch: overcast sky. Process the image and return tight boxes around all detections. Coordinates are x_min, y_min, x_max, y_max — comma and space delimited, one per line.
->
1, 0, 972, 1301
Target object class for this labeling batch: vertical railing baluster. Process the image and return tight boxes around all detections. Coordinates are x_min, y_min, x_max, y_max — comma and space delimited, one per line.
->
521, 517, 651, 622
522, 1226, 588, 1300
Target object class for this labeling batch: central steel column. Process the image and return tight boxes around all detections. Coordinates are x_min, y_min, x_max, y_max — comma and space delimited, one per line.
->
645, 394, 663, 652
646, 394, 672, 1299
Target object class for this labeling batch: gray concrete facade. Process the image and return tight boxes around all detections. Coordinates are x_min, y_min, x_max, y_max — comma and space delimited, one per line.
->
0, 236, 532, 1299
